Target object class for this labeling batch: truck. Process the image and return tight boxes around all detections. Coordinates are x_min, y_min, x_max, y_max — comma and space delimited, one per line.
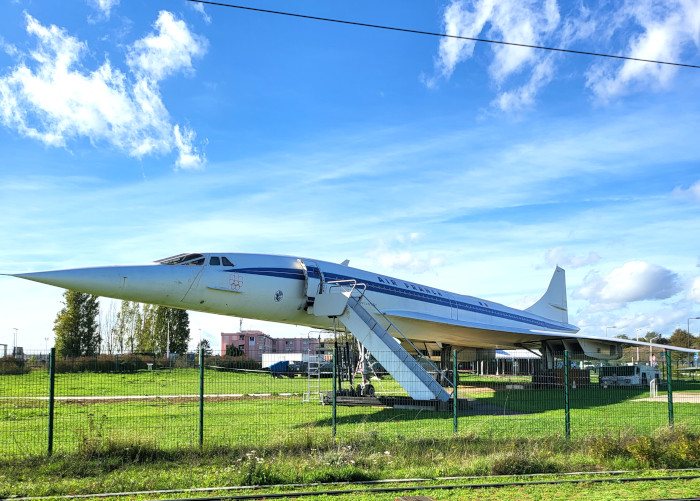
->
599, 364, 660, 386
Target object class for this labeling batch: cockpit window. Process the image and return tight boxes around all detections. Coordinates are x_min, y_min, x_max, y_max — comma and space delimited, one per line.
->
157, 253, 205, 266
210, 256, 221, 266
221, 257, 234, 267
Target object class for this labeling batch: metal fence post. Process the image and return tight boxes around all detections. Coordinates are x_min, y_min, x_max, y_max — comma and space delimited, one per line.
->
332, 348, 336, 438
453, 349, 458, 434
48, 347, 55, 456
199, 346, 204, 448
564, 350, 570, 439
665, 349, 674, 428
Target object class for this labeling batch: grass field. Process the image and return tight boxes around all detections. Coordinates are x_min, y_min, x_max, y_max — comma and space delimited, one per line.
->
2, 367, 700, 499
2, 367, 699, 459
2, 428, 700, 499
0, 369, 700, 455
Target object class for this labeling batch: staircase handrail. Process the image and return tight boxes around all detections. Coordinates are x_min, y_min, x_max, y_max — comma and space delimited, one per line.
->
324, 279, 366, 296
345, 286, 453, 388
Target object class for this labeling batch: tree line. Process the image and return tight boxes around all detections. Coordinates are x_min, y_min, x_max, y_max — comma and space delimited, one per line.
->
616, 329, 699, 363
54, 290, 190, 359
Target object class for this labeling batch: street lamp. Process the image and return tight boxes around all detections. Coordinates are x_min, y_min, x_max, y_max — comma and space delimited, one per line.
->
688, 317, 699, 367
12, 328, 17, 356
605, 326, 617, 337
635, 328, 644, 364
649, 336, 660, 366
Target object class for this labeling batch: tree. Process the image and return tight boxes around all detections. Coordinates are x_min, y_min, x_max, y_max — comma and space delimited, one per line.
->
669, 328, 696, 364
113, 301, 140, 353
225, 344, 243, 357
54, 290, 100, 358
138, 304, 156, 352
153, 306, 190, 356
100, 300, 118, 355
644, 331, 660, 342
197, 339, 213, 356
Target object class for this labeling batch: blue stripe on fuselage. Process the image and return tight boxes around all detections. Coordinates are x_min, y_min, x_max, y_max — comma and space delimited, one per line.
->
230, 266, 567, 331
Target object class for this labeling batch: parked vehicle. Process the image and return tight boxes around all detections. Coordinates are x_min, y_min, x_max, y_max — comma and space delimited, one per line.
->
599, 364, 660, 386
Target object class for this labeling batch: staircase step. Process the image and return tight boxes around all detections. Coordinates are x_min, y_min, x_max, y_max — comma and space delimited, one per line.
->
340, 297, 450, 401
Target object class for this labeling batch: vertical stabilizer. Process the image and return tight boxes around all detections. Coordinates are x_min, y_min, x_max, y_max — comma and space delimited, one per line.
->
525, 267, 568, 324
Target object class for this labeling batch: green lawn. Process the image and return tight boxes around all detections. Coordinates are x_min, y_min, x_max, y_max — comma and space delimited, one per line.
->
2, 368, 698, 458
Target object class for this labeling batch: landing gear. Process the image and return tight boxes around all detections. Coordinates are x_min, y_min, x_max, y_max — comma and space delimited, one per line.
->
334, 339, 381, 399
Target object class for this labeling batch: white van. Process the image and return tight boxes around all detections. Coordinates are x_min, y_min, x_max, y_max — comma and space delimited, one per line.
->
599, 365, 660, 386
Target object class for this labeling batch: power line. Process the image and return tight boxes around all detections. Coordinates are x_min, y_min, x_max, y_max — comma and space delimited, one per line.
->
184, 0, 700, 70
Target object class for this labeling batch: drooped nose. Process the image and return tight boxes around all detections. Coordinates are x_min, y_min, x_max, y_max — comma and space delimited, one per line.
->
10, 264, 203, 307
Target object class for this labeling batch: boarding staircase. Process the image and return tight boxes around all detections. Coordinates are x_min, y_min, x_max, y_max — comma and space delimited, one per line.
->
303, 333, 332, 403
303, 351, 321, 403
298, 259, 450, 401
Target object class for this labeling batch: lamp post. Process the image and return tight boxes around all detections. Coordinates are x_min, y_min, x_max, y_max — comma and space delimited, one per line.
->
605, 326, 617, 337
635, 328, 644, 364
688, 317, 699, 367
12, 328, 17, 356
650, 336, 659, 366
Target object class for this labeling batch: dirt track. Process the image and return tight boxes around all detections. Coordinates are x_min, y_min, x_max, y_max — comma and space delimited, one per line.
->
635, 393, 700, 403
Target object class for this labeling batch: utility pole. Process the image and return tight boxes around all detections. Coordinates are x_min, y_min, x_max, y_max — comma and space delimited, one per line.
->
688, 318, 699, 367
166, 319, 171, 359
635, 328, 644, 364
650, 336, 659, 366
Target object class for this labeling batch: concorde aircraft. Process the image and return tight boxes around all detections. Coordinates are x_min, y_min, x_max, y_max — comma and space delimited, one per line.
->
8, 253, 697, 400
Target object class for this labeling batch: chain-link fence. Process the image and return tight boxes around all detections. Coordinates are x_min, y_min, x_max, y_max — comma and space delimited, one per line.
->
1, 347, 698, 457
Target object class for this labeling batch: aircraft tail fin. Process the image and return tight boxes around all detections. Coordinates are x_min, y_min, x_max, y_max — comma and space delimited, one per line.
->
525, 267, 569, 324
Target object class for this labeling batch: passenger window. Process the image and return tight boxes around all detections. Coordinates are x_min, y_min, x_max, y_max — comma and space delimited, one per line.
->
210, 256, 221, 266
222, 257, 234, 267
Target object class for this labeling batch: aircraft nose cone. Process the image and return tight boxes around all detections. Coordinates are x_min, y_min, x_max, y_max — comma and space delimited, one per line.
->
10, 264, 203, 307
11, 267, 130, 295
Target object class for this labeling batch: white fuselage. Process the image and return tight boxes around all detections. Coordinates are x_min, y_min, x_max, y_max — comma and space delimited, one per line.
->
42, 252, 576, 349
13, 252, 699, 359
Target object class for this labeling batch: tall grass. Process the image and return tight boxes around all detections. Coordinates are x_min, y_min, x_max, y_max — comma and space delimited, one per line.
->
2, 428, 699, 498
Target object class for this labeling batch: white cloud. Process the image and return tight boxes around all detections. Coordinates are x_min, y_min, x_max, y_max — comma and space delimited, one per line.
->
586, 0, 700, 101
366, 235, 445, 274
88, 0, 119, 18
672, 180, 700, 202
576, 307, 689, 338
127, 11, 207, 82
545, 246, 601, 269
573, 261, 682, 310
689, 277, 700, 303
430, 0, 700, 108
493, 55, 554, 111
429, 0, 560, 110
190, 2, 212, 24
173, 124, 206, 170
0, 12, 207, 169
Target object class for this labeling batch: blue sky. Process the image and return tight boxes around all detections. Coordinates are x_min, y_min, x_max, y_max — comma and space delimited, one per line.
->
1, 0, 699, 352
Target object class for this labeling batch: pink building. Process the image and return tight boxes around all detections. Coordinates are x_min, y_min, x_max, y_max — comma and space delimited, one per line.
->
221, 330, 320, 362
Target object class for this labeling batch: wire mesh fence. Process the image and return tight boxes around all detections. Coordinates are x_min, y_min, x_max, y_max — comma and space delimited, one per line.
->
1, 347, 698, 458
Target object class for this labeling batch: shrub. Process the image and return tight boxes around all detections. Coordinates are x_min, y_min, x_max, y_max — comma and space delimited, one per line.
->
627, 436, 661, 467
205, 355, 262, 371
55, 355, 149, 373
0, 357, 29, 375
588, 434, 629, 460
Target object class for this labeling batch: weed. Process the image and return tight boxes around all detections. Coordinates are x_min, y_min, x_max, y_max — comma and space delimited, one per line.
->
489, 450, 560, 475
627, 435, 661, 467
588, 433, 629, 460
